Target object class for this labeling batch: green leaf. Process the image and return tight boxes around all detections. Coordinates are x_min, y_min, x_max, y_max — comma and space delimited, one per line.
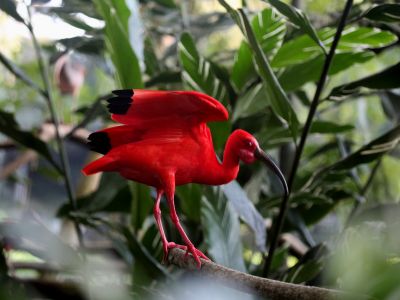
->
222, 181, 266, 252
145, 71, 181, 87
280, 51, 375, 91
364, 4, 400, 23
233, 83, 268, 120
130, 182, 152, 231
329, 124, 400, 171
178, 32, 231, 150
219, 1, 299, 140
231, 8, 286, 91
0, 0, 25, 23
330, 63, 400, 99
310, 121, 354, 134
93, 0, 143, 88
0, 110, 61, 174
272, 26, 398, 68
178, 32, 229, 104
201, 187, 246, 272
265, 0, 326, 54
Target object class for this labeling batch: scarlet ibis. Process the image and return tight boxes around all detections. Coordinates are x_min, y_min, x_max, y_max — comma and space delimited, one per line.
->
82, 89, 288, 267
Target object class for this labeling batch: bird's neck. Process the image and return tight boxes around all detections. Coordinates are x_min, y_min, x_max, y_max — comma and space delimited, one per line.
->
209, 135, 240, 185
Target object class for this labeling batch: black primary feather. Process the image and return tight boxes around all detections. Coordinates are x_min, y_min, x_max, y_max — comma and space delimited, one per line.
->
87, 131, 111, 154
107, 90, 134, 115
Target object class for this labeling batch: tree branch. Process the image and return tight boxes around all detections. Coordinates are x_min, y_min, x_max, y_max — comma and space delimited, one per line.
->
168, 248, 361, 300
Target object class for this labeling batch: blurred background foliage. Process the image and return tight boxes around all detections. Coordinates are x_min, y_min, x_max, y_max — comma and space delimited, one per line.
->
0, 0, 399, 299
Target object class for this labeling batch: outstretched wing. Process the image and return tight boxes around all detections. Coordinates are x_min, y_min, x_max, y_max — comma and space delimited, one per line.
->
88, 89, 228, 155
107, 89, 229, 125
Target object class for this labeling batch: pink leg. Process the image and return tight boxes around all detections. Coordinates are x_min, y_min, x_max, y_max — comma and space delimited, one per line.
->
153, 189, 169, 263
164, 174, 209, 267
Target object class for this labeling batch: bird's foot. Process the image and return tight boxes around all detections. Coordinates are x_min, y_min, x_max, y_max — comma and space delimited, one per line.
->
164, 242, 210, 268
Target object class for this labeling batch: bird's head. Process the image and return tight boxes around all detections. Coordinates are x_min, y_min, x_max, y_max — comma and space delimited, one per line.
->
230, 129, 289, 196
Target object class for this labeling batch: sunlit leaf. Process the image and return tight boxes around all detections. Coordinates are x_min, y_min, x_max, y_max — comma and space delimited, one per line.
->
265, 0, 326, 54
280, 51, 374, 91
231, 8, 286, 91
178, 32, 231, 150
219, 1, 299, 140
272, 26, 397, 68
93, 0, 143, 88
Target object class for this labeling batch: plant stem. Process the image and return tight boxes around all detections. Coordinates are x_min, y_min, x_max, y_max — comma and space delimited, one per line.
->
262, 0, 353, 277
26, 6, 83, 246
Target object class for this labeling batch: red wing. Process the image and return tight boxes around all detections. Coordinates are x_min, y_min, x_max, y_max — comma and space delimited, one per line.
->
87, 122, 187, 155
107, 89, 229, 125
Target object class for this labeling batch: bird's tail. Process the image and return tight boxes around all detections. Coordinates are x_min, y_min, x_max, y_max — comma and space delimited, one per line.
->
82, 156, 115, 175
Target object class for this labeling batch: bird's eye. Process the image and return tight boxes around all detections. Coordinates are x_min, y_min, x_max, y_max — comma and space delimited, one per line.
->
247, 141, 253, 147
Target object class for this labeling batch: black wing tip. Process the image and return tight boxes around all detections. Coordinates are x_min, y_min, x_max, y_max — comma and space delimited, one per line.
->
112, 89, 134, 97
107, 90, 134, 115
87, 131, 111, 155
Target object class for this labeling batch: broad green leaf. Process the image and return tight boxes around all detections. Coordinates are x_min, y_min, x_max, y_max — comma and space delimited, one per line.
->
233, 83, 268, 120
265, 0, 326, 54
0, 0, 25, 23
201, 187, 246, 272
330, 63, 400, 99
130, 182, 152, 231
219, 1, 299, 139
93, 0, 143, 88
178, 32, 231, 150
222, 181, 266, 252
0, 110, 61, 174
310, 121, 354, 134
364, 4, 400, 23
279, 51, 375, 91
272, 26, 398, 68
178, 32, 229, 104
145, 71, 181, 87
329, 124, 400, 171
231, 8, 286, 91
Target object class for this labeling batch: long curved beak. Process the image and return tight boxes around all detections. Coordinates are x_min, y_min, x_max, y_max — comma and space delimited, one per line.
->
255, 148, 289, 197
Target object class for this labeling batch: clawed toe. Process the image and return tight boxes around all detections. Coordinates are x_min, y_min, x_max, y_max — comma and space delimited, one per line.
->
164, 242, 209, 267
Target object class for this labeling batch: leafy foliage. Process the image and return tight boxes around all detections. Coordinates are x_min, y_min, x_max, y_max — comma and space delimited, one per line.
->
0, 0, 399, 299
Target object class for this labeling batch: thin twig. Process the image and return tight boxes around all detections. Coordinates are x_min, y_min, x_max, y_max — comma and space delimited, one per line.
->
263, 0, 354, 277
168, 248, 365, 300
25, 5, 84, 246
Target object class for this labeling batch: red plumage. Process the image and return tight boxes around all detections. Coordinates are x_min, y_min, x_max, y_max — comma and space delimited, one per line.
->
83, 89, 287, 267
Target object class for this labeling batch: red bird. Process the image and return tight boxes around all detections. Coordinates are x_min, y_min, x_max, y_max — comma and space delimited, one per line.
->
82, 89, 288, 267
